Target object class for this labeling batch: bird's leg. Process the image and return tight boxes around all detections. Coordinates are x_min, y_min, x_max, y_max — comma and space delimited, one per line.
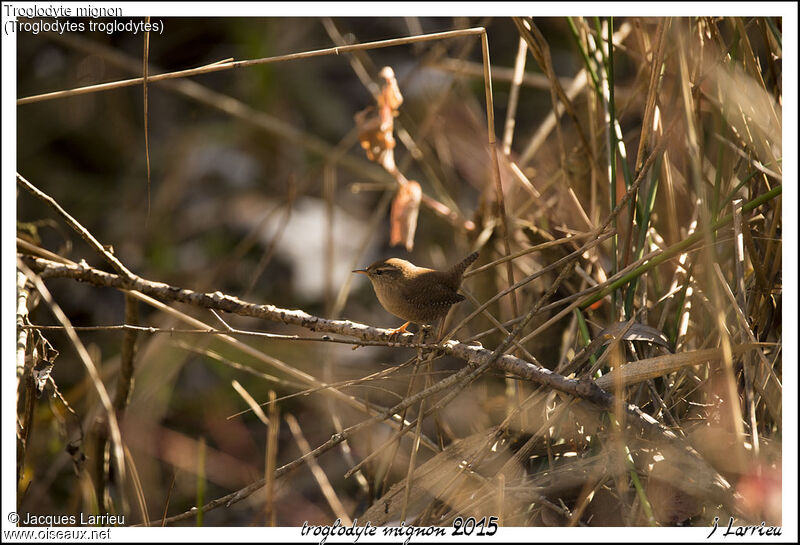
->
387, 321, 411, 337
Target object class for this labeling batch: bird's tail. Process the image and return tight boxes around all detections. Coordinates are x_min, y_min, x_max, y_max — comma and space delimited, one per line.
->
450, 251, 479, 278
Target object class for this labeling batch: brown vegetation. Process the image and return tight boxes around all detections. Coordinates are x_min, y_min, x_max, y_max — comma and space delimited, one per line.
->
16, 15, 782, 529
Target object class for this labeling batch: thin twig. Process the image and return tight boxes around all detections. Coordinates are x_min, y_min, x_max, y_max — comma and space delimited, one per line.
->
264, 391, 279, 526
114, 293, 138, 413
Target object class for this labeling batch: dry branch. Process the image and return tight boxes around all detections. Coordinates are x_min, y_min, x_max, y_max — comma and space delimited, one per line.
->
20, 254, 609, 406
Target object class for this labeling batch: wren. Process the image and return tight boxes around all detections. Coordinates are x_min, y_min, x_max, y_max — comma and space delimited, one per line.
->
353, 251, 479, 335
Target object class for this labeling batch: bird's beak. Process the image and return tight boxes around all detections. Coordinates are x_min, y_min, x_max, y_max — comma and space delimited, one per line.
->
352, 269, 368, 275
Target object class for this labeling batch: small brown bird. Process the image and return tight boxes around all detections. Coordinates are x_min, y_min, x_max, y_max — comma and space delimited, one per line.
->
353, 251, 479, 335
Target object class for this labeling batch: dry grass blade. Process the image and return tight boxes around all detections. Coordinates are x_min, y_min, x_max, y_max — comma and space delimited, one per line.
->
400, 397, 426, 522
231, 380, 270, 426
633, 18, 670, 173
265, 391, 279, 526
502, 37, 528, 154
431, 57, 558, 89
124, 445, 149, 527
514, 17, 592, 161
480, 31, 519, 320
285, 414, 353, 525
142, 19, 152, 218
114, 294, 138, 413
594, 345, 764, 390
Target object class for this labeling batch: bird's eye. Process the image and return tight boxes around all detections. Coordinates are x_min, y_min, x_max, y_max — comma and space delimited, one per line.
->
375, 270, 382, 275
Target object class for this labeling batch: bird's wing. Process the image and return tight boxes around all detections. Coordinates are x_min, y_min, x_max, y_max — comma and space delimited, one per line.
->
403, 273, 465, 316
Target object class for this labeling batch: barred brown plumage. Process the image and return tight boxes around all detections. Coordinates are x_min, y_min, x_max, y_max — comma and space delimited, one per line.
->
353, 251, 479, 335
